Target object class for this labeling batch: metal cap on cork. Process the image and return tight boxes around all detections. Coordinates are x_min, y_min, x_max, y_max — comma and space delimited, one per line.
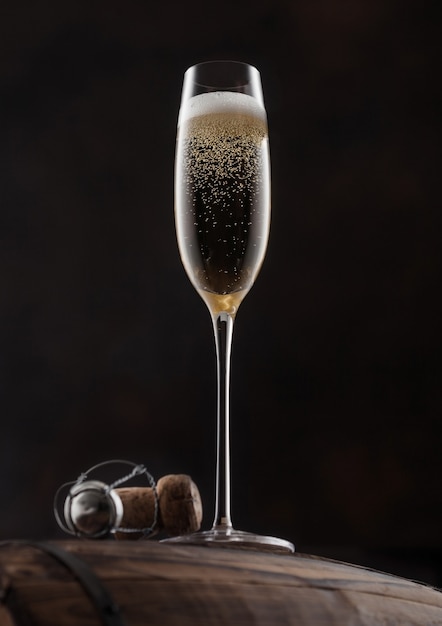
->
64, 480, 124, 538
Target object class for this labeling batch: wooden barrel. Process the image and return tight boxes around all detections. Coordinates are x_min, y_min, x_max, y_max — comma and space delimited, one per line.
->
1, 540, 442, 625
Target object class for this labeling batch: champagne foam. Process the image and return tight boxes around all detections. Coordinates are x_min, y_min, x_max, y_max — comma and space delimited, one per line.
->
179, 91, 266, 127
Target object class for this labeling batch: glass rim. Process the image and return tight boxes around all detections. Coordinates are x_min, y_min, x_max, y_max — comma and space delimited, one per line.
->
184, 60, 261, 90
185, 60, 259, 72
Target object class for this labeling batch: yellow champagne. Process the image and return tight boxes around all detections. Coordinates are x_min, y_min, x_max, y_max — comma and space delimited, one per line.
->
175, 91, 270, 316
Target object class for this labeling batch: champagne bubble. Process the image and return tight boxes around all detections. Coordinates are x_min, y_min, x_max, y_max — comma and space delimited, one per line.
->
175, 92, 270, 313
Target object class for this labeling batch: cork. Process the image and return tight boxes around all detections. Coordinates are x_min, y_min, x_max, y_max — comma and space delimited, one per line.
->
114, 474, 202, 540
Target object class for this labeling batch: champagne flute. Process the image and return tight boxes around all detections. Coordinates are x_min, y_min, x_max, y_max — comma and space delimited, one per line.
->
167, 61, 294, 553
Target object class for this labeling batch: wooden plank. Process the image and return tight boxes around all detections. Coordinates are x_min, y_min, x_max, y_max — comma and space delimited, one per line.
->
59, 541, 442, 606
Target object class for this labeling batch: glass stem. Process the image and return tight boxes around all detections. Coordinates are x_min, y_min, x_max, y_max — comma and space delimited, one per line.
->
211, 310, 234, 531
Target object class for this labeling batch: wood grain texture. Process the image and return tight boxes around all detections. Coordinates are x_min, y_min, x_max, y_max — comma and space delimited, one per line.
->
1, 541, 442, 625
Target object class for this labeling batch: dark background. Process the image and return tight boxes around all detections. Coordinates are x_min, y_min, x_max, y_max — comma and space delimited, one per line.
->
1, 0, 441, 585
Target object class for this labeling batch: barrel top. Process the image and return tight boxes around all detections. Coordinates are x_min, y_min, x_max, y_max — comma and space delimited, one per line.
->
2, 540, 439, 603
1, 540, 442, 626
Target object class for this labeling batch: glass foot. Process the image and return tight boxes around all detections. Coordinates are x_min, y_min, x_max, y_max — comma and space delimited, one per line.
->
161, 528, 295, 554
